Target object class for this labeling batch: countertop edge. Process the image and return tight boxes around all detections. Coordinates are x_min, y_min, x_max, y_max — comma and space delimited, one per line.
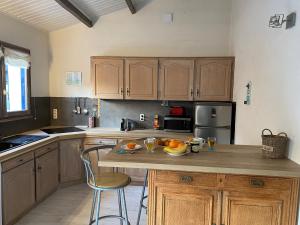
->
99, 161, 300, 178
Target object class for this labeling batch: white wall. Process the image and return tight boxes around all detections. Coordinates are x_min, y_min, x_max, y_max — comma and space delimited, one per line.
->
49, 0, 232, 97
0, 14, 49, 97
230, 0, 300, 163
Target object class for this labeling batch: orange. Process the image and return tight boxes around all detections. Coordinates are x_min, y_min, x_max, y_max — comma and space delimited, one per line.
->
127, 142, 136, 149
169, 140, 180, 148
177, 142, 186, 148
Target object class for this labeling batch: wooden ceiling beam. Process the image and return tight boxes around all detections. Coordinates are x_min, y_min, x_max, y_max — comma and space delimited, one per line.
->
55, 0, 93, 27
125, 0, 136, 14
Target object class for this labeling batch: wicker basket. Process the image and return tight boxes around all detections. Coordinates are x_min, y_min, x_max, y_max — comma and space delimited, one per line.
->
261, 129, 288, 159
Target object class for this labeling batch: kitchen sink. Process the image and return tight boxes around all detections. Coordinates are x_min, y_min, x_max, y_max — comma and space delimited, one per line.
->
0, 135, 49, 153
41, 127, 84, 134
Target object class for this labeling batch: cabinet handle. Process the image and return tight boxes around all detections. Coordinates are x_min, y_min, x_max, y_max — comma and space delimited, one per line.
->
126, 88, 130, 96
37, 165, 42, 170
250, 178, 265, 187
179, 175, 193, 184
120, 88, 124, 95
196, 89, 200, 96
18, 159, 24, 163
190, 89, 194, 97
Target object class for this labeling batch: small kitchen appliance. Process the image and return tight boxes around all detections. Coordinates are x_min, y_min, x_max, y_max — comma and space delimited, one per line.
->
163, 116, 192, 133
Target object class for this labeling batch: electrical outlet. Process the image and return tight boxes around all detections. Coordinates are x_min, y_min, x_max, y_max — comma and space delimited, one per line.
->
53, 108, 58, 120
140, 114, 145, 121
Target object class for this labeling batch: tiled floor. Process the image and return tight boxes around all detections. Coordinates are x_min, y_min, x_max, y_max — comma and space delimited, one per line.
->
16, 184, 147, 225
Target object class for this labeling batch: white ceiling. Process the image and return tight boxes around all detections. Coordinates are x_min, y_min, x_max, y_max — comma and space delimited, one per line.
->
0, 0, 139, 32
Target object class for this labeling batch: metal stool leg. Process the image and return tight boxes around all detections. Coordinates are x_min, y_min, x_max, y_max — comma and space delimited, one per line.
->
118, 190, 124, 225
136, 170, 148, 225
90, 190, 97, 224
121, 188, 130, 225
95, 190, 102, 225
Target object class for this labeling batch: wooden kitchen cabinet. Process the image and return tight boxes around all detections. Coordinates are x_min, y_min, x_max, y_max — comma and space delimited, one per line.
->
91, 58, 124, 99
35, 148, 59, 202
59, 139, 84, 184
148, 170, 300, 225
159, 59, 194, 101
222, 191, 284, 225
155, 185, 219, 225
2, 159, 35, 225
125, 58, 158, 100
195, 58, 233, 101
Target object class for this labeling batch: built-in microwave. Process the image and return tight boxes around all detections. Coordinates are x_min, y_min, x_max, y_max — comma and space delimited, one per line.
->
163, 116, 192, 133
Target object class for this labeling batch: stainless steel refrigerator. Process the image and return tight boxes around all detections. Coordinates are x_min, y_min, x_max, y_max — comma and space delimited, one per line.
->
194, 102, 235, 144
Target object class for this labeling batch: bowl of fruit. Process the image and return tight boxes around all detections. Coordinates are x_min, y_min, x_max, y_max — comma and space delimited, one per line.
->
163, 139, 189, 156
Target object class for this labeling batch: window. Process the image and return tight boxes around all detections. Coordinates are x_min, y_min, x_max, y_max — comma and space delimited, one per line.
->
0, 41, 31, 120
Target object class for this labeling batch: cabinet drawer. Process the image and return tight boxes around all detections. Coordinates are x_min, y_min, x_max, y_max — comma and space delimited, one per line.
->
155, 171, 218, 187
2, 152, 34, 173
223, 175, 293, 191
35, 142, 58, 157
84, 138, 118, 146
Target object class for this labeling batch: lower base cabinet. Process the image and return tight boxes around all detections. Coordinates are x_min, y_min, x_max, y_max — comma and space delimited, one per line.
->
155, 185, 218, 225
36, 149, 59, 202
148, 170, 300, 225
2, 160, 36, 225
60, 139, 84, 184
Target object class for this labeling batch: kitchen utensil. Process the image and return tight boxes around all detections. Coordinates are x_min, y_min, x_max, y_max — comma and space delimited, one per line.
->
73, 98, 78, 114
83, 98, 89, 115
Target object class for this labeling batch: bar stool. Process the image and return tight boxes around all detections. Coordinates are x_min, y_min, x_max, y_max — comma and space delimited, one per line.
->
136, 170, 148, 225
80, 145, 131, 225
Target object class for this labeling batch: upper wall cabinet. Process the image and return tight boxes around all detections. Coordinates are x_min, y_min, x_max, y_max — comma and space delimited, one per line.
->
125, 59, 158, 100
91, 56, 234, 102
159, 59, 195, 101
91, 58, 124, 99
195, 59, 233, 101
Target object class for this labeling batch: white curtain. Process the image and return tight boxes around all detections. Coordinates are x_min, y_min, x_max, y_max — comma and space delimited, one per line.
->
4, 47, 31, 68
0, 47, 3, 58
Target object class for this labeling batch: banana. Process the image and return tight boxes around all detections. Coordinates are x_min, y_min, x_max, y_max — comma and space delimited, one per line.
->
164, 144, 187, 154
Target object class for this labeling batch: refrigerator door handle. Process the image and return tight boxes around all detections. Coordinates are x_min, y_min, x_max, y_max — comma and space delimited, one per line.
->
196, 126, 231, 129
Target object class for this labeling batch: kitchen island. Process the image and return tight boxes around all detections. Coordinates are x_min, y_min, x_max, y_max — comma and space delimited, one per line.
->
100, 143, 300, 225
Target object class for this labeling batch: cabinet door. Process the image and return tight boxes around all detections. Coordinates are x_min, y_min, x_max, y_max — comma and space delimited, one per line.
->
91, 58, 124, 99
2, 160, 35, 225
60, 139, 84, 183
125, 59, 158, 100
159, 59, 194, 101
222, 191, 286, 225
36, 149, 59, 202
195, 59, 233, 101
154, 185, 219, 225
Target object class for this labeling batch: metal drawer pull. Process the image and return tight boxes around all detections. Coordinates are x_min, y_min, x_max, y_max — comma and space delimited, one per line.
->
180, 175, 193, 183
18, 159, 24, 163
250, 178, 265, 187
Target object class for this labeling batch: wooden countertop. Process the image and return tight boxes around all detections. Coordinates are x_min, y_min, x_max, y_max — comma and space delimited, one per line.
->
99, 142, 300, 178
0, 127, 191, 162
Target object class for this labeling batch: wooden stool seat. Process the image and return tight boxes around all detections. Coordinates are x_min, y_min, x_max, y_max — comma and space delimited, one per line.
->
90, 172, 131, 189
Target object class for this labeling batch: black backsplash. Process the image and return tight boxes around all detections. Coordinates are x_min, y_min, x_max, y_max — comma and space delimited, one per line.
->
0, 97, 50, 137
50, 97, 194, 129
